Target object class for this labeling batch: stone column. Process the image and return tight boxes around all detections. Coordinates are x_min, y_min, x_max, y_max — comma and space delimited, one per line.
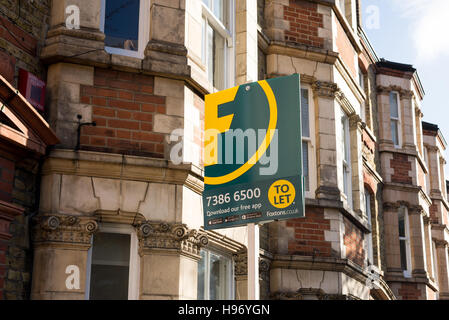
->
409, 206, 427, 278
234, 249, 248, 300
312, 81, 340, 200
30, 214, 98, 300
136, 221, 208, 300
144, 0, 189, 77
435, 241, 449, 299
376, 87, 394, 147
42, 0, 108, 63
235, 0, 258, 84
427, 146, 442, 194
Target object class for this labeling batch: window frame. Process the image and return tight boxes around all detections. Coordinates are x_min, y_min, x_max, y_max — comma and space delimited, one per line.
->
85, 223, 140, 300
197, 247, 234, 300
201, 0, 235, 91
100, 0, 150, 59
398, 206, 412, 278
301, 86, 316, 199
424, 146, 430, 194
341, 109, 352, 207
389, 91, 401, 148
364, 189, 374, 265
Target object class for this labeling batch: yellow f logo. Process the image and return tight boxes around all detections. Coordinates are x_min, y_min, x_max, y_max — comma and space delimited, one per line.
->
204, 86, 239, 166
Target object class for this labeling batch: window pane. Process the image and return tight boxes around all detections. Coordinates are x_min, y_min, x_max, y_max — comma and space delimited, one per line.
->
365, 190, 371, 221
341, 114, 349, 162
301, 89, 309, 137
359, 72, 364, 90
391, 120, 399, 145
209, 252, 228, 300
197, 251, 206, 300
90, 233, 130, 300
398, 211, 405, 238
343, 167, 349, 196
213, 0, 224, 23
104, 0, 140, 51
390, 92, 399, 118
206, 23, 214, 85
213, 30, 225, 90
399, 239, 408, 270
302, 141, 309, 192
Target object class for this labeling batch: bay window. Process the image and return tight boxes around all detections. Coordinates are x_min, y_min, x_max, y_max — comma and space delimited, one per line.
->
201, 0, 234, 90
100, 0, 150, 59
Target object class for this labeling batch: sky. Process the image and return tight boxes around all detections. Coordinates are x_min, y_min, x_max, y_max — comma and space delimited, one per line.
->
361, 0, 449, 177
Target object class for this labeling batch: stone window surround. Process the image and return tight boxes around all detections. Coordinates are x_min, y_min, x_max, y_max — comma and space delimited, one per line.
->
85, 222, 141, 300
197, 247, 234, 300
99, 0, 151, 59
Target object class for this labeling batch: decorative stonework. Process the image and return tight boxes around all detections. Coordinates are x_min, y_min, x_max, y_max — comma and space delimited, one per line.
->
383, 202, 400, 211
33, 214, 98, 246
136, 221, 208, 259
349, 114, 363, 130
376, 85, 414, 100
271, 289, 357, 300
435, 240, 448, 248
336, 90, 356, 116
233, 249, 247, 277
312, 81, 339, 98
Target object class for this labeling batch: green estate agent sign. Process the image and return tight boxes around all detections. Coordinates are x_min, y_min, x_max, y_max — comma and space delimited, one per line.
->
203, 74, 304, 230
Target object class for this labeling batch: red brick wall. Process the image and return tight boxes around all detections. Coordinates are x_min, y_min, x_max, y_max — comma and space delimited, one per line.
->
0, 157, 14, 202
398, 283, 422, 300
286, 207, 332, 257
363, 171, 376, 195
429, 203, 438, 224
0, 1, 49, 86
283, 0, 324, 48
390, 153, 412, 184
80, 68, 167, 158
335, 16, 356, 78
343, 217, 365, 267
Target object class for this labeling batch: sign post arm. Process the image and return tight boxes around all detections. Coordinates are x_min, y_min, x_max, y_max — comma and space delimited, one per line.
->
247, 222, 260, 300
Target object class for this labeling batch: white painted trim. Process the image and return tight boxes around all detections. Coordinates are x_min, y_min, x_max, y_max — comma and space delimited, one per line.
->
390, 91, 402, 148
247, 223, 259, 300
301, 85, 316, 199
100, 0, 150, 60
86, 223, 140, 300
399, 206, 412, 278
199, 247, 234, 300
201, 0, 235, 90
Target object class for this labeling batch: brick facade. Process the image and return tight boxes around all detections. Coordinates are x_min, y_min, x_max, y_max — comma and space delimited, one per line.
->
283, 0, 324, 48
343, 217, 365, 267
286, 207, 332, 257
80, 68, 166, 158
0, 0, 50, 86
398, 283, 422, 300
390, 153, 412, 184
